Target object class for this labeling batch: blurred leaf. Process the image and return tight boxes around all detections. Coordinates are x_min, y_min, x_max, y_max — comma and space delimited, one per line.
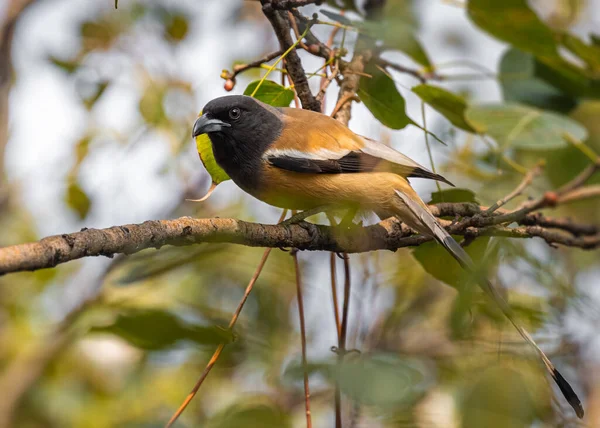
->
358, 63, 412, 129
544, 145, 594, 188
337, 354, 429, 407
363, 21, 431, 68
465, 103, 588, 150
243, 80, 295, 107
83, 81, 109, 110
74, 136, 91, 166
499, 49, 578, 113
48, 56, 79, 74
65, 181, 91, 220
206, 399, 291, 428
559, 33, 600, 71
139, 85, 167, 126
429, 188, 479, 204
412, 84, 475, 131
115, 245, 229, 285
164, 13, 189, 43
413, 237, 491, 289
80, 19, 121, 51
467, 0, 557, 57
535, 55, 600, 99
285, 353, 429, 407
571, 101, 600, 149
91, 309, 234, 350
462, 366, 541, 428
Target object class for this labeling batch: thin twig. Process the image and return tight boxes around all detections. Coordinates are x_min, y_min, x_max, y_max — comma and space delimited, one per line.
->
292, 248, 312, 428
316, 62, 339, 103
420, 100, 442, 193
557, 158, 600, 195
558, 185, 600, 205
379, 58, 430, 83
331, 93, 359, 118
221, 50, 283, 86
329, 252, 342, 338
288, 11, 310, 51
485, 163, 544, 214
165, 210, 288, 428
335, 253, 352, 428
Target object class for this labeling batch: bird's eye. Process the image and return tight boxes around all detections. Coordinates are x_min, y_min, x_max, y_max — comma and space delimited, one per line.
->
229, 107, 241, 120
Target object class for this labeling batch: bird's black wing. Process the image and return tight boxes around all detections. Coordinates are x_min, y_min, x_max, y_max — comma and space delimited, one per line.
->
267, 151, 454, 185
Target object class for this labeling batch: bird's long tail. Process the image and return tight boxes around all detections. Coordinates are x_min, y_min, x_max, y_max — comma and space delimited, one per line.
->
394, 189, 584, 419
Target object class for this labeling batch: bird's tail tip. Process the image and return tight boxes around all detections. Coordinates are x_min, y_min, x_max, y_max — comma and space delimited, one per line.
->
552, 367, 584, 418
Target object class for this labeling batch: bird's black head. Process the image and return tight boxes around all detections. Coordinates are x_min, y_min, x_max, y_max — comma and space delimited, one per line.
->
193, 95, 282, 142
192, 95, 283, 190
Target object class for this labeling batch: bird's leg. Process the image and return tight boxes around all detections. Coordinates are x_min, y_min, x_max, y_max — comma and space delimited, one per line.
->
279, 205, 334, 226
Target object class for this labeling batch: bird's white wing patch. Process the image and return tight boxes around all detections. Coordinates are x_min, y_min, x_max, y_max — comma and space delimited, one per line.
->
263, 148, 351, 161
360, 136, 430, 171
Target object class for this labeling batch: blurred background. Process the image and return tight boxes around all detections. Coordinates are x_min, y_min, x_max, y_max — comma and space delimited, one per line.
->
0, 0, 599, 427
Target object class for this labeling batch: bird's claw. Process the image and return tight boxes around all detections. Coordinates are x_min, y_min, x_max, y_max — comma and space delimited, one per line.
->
298, 221, 319, 242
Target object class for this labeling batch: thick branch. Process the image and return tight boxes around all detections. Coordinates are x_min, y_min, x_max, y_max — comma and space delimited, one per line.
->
0, 207, 598, 275
261, 0, 322, 112
270, 0, 324, 9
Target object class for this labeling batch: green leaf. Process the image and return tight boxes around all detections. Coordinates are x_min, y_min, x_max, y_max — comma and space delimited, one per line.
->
164, 13, 189, 43
358, 63, 412, 129
284, 354, 429, 408
536, 56, 600, 99
412, 84, 475, 131
362, 21, 431, 68
545, 145, 595, 189
243, 80, 295, 107
429, 188, 479, 204
467, 0, 558, 58
499, 49, 578, 113
337, 354, 429, 407
465, 103, 588, 150
66, 181, 91, 220
91, 309, 234, 350
196, 133, 230, 184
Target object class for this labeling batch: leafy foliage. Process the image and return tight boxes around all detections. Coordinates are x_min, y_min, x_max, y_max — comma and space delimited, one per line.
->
91, 309, 234, 350
412, 84, 475, 131
243, 80, 295, 107
465, 103, 588, 150
358, 63, 412, 129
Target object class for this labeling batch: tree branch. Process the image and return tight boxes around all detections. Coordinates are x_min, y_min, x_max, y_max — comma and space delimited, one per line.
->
0, 204, 598, 275
270, 0, 324, 9
260, 0, 322, 112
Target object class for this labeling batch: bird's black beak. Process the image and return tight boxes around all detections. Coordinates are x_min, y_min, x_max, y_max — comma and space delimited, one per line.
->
192, 114, 231, 137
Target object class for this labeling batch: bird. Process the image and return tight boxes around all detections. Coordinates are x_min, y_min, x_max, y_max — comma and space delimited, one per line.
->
192, 94, 583, 418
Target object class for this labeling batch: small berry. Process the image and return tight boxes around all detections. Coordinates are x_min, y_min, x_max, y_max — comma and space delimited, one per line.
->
224, 79, 235, 92
543, 191, 558, 207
